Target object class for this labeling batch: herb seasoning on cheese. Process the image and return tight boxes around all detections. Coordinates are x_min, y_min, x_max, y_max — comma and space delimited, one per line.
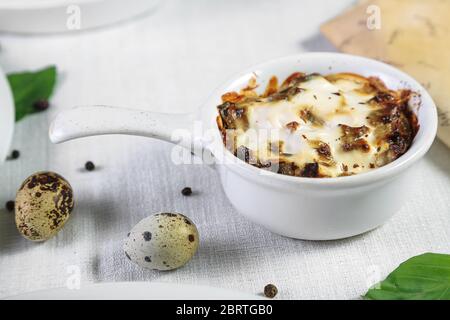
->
216, 72, 419, 178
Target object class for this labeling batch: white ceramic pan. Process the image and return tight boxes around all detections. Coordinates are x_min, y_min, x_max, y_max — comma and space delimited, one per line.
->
49, 53, 438, 240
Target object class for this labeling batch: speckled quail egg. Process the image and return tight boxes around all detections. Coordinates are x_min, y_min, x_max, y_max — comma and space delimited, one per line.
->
15, 171, 74, 241
124, 213, 199, 271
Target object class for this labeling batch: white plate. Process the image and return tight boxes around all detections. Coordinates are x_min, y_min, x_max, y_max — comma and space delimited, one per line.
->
6, 282, 265, 300
0, 0, 160, 34
0, 65, 14, 163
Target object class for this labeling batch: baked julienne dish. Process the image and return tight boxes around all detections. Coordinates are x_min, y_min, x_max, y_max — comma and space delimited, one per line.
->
216, 72, 419, 178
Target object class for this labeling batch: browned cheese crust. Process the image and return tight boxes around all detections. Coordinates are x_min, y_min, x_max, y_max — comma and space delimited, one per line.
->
216, 72, 419, 178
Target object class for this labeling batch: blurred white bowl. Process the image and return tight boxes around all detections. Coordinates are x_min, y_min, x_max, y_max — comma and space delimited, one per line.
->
0, 65, 14, 163
7, 282, 264, 300
0, 0, 160, 34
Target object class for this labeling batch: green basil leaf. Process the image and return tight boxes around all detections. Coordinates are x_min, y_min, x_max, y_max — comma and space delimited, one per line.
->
364, 253, 450, 300
7, 66, 57, 121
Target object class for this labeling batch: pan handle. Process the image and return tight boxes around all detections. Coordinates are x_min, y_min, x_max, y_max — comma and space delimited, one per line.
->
49, 105, 196, 148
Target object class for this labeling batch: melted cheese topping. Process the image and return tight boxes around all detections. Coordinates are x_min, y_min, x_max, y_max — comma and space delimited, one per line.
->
217, 73, 417, 178
235, 74, 381, 177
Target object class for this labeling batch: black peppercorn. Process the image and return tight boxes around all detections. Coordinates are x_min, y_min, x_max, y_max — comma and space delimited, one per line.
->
264, 284, 278, 298
85, 161, 95, 171
9, 150, 20, 160
5, 200, 15, 212
33, 99, 49, 111
181, 187, 192, 196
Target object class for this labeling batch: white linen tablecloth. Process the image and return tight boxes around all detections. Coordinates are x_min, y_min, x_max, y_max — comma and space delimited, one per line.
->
0, 0, 449, 299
